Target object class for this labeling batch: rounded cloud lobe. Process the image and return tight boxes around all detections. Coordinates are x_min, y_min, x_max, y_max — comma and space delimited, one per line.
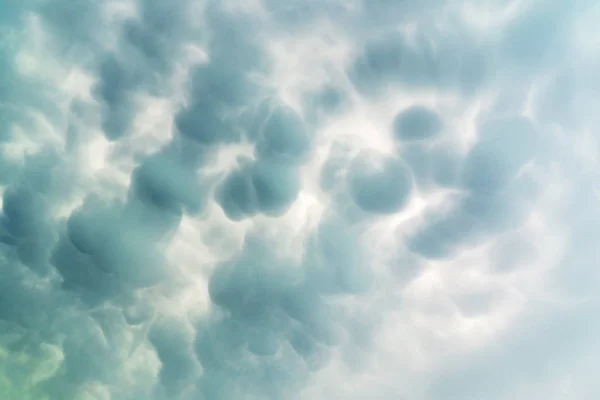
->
347, 149, 412, 214
1, 0, 599, 399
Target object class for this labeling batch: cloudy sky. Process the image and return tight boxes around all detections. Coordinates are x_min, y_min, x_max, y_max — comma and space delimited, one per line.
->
1, 0, 599, 399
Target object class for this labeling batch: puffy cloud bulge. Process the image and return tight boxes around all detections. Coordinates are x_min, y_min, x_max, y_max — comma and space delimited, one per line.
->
0, 0, 599, 399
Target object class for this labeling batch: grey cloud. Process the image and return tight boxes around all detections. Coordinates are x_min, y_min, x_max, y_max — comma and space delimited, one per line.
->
175, 97, 242, 145
39, 0, 105, 50
195, 215, 370, 398
130, 145, 207, 215
51, 227, 119, 305
216, 157, 301, 221
254, 104, 311, 165
499, 1, 574, 70
461, 116, 539, 196
399, 143, 462, 191
212, 98, 311, 220
41, 0, 196, 140
407, 115, 541, 259
60, 162, 197, 293
1, 0, 599, 399
393, 105, 443, 142
173, 4, 270, 148
346, 149, 413, 214
93, 54, 139, 140
149, 316, 198, 397
251, 160, 301, 216
348, 29, 489, 97
407, 178, 537, 260
302, 85, 346, 125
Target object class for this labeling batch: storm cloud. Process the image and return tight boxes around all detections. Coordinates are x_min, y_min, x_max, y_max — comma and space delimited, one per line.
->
0, 0, 599, 399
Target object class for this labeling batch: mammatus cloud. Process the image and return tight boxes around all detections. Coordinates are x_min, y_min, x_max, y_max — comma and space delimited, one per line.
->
0, 0, 599, 399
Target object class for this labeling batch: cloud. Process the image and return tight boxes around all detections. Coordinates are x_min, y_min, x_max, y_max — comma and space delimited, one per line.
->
392, 105, 444, 142
346, 149, 413, 214
0, 0, 599, 399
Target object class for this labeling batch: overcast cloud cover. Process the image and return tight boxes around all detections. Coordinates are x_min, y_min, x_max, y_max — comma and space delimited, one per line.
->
0, 0, 599, 399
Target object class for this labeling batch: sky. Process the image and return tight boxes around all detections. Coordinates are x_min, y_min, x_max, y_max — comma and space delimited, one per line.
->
0, 0, 600, 399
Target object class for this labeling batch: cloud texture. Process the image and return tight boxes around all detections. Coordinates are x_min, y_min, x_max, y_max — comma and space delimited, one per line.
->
1, 0, 600, 399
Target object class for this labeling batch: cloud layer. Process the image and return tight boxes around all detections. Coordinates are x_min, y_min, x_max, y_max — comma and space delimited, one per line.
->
1, 0, 599, 399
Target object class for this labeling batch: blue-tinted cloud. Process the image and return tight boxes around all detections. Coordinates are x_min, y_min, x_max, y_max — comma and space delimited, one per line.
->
0, 0, 599, 399
346, 149, 412, 214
